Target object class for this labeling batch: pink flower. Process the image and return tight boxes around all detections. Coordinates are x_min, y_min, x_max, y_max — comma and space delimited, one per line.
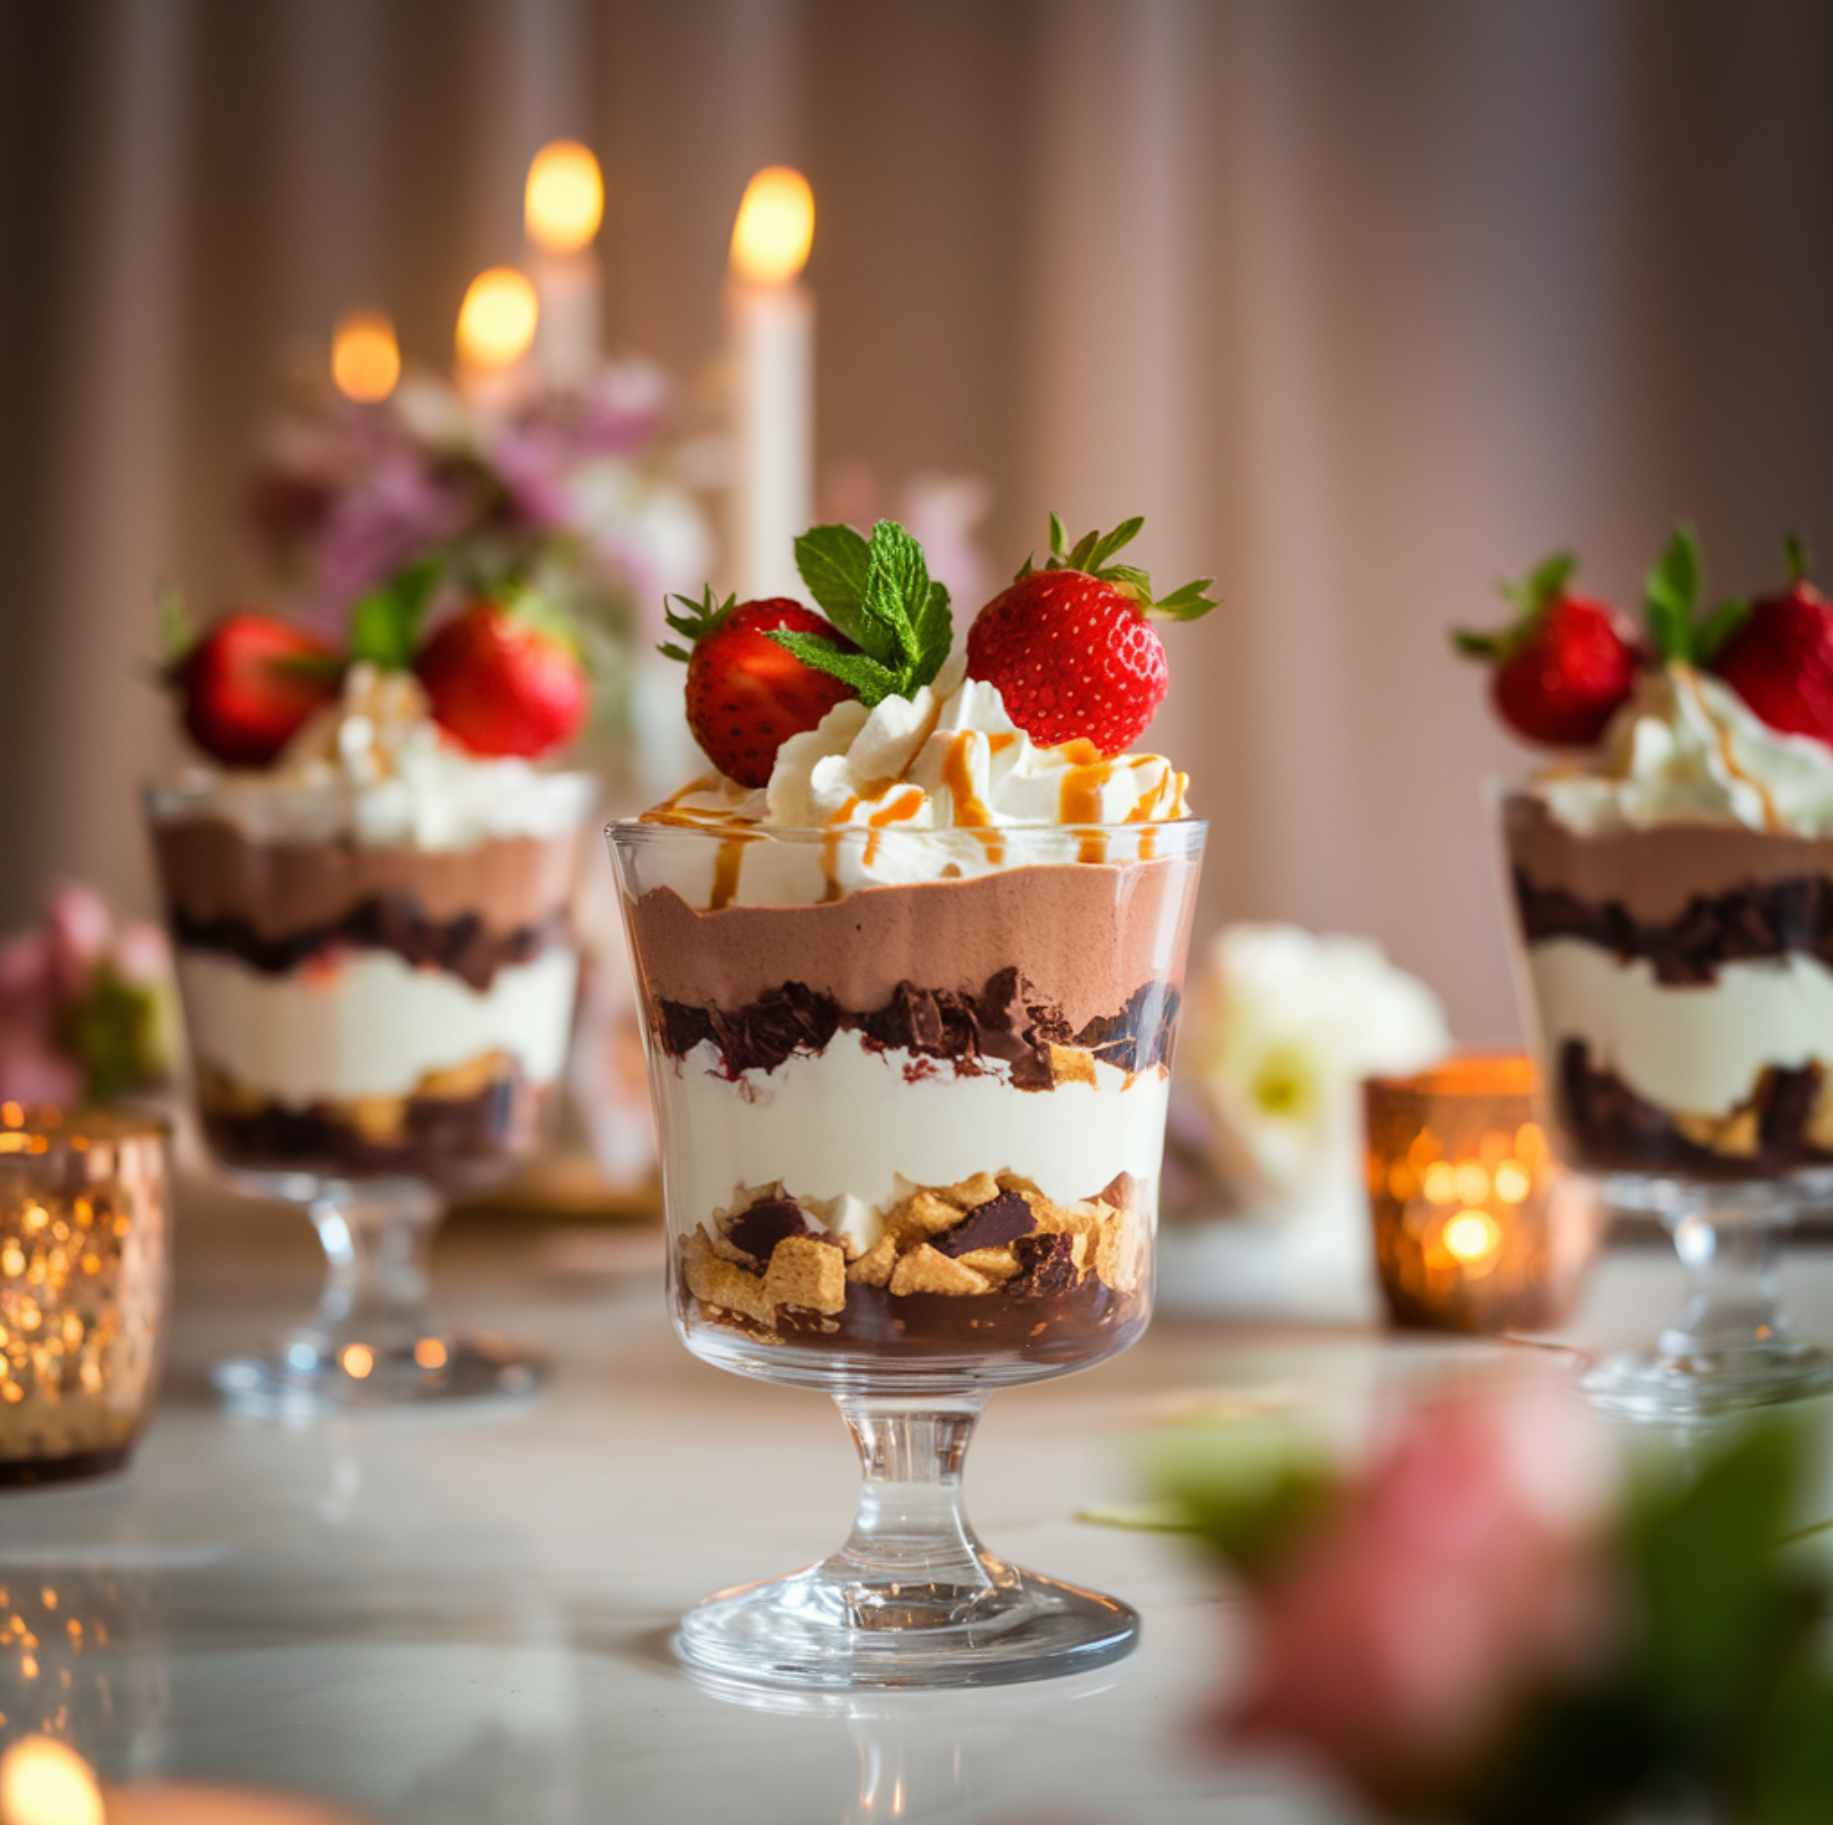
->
0, 930, 81, 1106
45, 880, 113, 998
1227, 1377, 1618, 1806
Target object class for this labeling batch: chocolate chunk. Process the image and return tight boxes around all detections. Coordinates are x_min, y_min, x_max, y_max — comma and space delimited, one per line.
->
932, 1190, 1035, 1258
1076, 981, 1181, 1074
1008, 1231, 1080, 1296
1515, 867, 1833, 987
723, 1197, 809, 1265
657, 999, 716, 1057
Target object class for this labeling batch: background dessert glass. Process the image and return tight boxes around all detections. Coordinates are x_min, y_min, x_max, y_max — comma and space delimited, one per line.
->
610, 817, 1204, 1688
1497, 785, 1833, 1416
147, 771, 593, 1420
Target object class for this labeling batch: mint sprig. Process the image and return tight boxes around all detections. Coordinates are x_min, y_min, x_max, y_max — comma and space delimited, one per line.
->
1021, 514, 1217, 621
769, 519, 953, 707
1645, 523, 1748, 665
349, 557, 440, 671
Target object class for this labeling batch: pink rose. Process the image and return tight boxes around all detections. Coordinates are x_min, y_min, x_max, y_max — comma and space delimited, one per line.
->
1227, 1377, 1618, 1806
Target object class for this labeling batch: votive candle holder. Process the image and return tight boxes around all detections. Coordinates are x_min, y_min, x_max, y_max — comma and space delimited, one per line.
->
0, 1105, 170, 1485
1364, 1056, 1600, 1334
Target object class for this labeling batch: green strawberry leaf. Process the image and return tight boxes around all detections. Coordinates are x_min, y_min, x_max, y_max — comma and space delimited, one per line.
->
1645, 523, 1703, 663
1031, 515, 1218, 619
1697, 596, 1752, 663
1500, 550, 1577, 620
773, 518, 954, 707
1785, 531, 1811, 585
350, 557, 440, 671
59, 964, 167, 1106
156, 581, 194, 668
658, 584, 735, 663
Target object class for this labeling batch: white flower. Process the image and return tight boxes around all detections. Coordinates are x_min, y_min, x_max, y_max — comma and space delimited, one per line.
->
1184, 924, 1450, 1201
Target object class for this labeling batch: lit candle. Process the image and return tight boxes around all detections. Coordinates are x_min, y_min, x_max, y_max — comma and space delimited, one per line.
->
524, 139, 604, 388
329, 310, 400, 404
454, 266, 539, 416
727, 165, 815, 599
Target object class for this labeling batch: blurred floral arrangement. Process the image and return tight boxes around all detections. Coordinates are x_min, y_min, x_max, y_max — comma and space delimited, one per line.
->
0, 884, 174, 1107
1147, 1377, 1833, 1824
1170, 923, 1450, 1215
245, 361, 714, 767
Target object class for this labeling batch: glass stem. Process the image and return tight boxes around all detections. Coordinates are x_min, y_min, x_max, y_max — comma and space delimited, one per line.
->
826, 1397, 1005, 1609
1662, 1195, 1795, 1361
305, 1182, 446, 1363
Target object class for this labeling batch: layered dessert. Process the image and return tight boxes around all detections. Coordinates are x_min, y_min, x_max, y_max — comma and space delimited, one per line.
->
151, 643, 591, 1189
1468, 536, 1833, 1181
617, 517, 1205, 1381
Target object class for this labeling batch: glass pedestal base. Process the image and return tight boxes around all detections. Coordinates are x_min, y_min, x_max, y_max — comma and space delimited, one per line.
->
213, 1174, 545, 1423
212, 1333, 545, 1424
1583, 1172, 1833, 1421
676, 1560, 1138, 1691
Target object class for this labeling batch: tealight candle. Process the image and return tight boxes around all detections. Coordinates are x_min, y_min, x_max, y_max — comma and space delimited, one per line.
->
0, 1108, 169, 1485
1364, 1056, 1600, 1334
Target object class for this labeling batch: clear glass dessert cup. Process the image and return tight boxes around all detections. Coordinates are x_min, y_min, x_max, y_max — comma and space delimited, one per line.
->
609, 815, 1205, 1688
145, 771, 594, 1422
1495, 784, 1833, 1418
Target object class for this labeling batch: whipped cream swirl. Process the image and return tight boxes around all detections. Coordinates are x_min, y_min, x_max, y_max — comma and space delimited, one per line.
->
1537, 664, 1833, 838
155, 663, 591, 850
636, 657, 1191, 907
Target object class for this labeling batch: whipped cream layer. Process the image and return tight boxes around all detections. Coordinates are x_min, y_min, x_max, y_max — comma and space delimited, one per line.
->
1536, 664, 1833, 838
635, 658, 1191, 906
177, 945, 579, 1102
652, 1030, 1169, 1235
1524, 939, 1833, 1117
156, 664, 592, 850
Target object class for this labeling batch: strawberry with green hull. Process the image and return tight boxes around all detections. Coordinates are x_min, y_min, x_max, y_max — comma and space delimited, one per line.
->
661, 590, 861, 789
171, 611, 343, 768
1453, 552, 1642, 747
1709, 534, 1833, 750
963, 516, 1216, 757
416, 602, 589, 760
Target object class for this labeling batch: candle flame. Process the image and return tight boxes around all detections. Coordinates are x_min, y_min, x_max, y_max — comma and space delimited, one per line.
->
1443, 1209, 1502, 1266
456, 268, 538, 369
525, 140, 604, 253
330, 310, 400, 403
730, 166, 814, 285
0, 1737, 104, 1825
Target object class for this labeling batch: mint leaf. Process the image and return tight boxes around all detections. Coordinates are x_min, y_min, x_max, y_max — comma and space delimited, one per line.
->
769, 517, 953, 708
350, 558, 439, 670
1645, 524, 1703, 663
794, 524, 872, 627
767, 630, 903, 704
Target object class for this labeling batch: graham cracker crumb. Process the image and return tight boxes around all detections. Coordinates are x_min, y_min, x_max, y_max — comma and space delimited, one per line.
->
947, 1171, 1002, 1208
1677, 1107, 1760, 1158
955, 1246, 1023, 1282
897, 1190, 968, 1240
889, 1244, 992, 1297
682, 1228, 777, 1325
1809, 1081, 1833, 1153
762, 1236, 847, 1315
1048, 1044, 1098, 1088
848, 1234, 898, 1288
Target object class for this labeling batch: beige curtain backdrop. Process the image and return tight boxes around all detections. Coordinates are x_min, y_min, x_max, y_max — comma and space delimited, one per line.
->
2, 0, 1831, 1044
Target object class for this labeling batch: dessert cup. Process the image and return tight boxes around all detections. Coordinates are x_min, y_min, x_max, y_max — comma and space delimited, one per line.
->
1497, 786, 1833, 1416
610, 817, 1204, 1688
147, 771, 592, 1421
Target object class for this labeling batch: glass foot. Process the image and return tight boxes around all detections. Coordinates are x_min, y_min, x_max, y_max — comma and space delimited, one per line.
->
675, 1561, 1138, 1690
212, 1335, 545, 1423
1582, 1341, 1833, 1420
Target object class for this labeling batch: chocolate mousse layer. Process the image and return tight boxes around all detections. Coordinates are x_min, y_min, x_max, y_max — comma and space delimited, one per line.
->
622, 857, 1199, 1037
153, 817, 582, 944
1558, 1040, 1833, 1181
1503, 794, 1833, 927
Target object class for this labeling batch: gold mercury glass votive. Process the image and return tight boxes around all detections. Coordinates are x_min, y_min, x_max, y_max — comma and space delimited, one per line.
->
1363, 1056, 1601, 1334
0, 1105, 169, 1485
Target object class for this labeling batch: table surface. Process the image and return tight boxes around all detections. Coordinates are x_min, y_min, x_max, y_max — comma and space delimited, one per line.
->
3, 1196, 1831, 1825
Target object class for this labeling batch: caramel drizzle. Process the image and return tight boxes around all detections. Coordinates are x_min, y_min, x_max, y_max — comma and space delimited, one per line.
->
941, 731, 1005, 866
1680, 665, 1782, 832
862, 785, 926, 867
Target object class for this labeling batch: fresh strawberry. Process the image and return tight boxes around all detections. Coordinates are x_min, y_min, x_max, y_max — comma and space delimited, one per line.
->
1453, 553, 1641, 746
175, 612, 342, 767
660, 590, 858, 788
963, 516, 1216, 756
416, 603, 589, 759
1709, 536, 1833, 747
